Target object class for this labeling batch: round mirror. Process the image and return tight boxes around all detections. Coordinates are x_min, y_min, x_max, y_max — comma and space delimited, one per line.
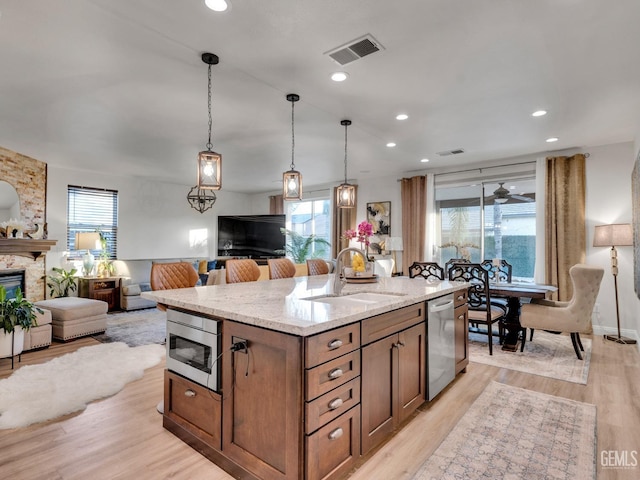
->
0, 180, 20, 223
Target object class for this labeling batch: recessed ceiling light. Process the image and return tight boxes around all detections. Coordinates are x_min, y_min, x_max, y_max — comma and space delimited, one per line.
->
386, 142, 396, 148
532, 110, 547, 117
546, 137, 558, 143
396, 114, 409, 121
331, 72, 349, 82
420, 158, 429, 163
205, 0, 229, 12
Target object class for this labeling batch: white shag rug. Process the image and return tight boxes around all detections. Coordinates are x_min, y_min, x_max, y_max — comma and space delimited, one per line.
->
0, 342, 165, 429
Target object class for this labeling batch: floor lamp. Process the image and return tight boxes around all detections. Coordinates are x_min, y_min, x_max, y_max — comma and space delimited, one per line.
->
593, 223, 637, 345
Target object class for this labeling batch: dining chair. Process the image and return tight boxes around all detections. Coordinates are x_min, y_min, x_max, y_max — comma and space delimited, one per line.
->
444, 258, 470, 276
519, 264, 604, 359
306, 259, 329, 275
408, 262, 444, 281
225, 259, 261, 283
267, 258, 296, 279
480, 259, 513, 283
448, 263, 506, 355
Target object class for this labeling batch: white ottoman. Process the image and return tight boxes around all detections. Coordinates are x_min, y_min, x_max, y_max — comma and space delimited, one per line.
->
34, 297, 108, 341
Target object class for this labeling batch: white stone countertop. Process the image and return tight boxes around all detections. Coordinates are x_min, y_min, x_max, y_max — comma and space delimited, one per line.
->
142, 275, 467, 337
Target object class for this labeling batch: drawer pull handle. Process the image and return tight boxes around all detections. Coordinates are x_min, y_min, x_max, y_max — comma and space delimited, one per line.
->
327, 339, 343, 350
328, 398, 343, 410
328, 368, 343, 379
184, 389, 196, 398
328, 428, 344, 440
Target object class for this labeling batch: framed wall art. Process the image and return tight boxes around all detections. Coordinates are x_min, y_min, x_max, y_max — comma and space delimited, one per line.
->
367, 201, 391, 235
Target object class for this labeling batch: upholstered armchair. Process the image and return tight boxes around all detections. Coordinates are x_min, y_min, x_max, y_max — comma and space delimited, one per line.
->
520, 264, 604, 359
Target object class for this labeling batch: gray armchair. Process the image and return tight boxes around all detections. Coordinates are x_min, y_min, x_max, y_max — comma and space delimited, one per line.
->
520, 264, 604, 359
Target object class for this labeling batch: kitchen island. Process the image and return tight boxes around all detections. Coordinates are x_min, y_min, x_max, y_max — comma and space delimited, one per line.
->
143, 275, 469, 480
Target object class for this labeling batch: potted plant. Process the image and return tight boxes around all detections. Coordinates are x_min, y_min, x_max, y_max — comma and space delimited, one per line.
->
97, 232, 116, 277
0, 286, 41, 358
44, 266, 78, 297
276, 228, 331, 264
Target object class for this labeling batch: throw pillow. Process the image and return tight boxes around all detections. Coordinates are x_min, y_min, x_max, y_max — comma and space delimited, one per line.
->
198, 260, 208, 274
139, 282, 152, 292
207, 260, 217, 271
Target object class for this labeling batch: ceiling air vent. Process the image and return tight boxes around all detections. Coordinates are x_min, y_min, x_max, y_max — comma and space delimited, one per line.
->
325, 34, 384, 66
436, 148, 465, 157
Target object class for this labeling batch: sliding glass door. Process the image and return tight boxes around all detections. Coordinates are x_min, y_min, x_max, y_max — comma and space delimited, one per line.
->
435, 175, 536, 282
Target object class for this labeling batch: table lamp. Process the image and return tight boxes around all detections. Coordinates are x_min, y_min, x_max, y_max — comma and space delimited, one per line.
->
75, 232, 101, 277
386, 237, 403, 275
593, 223, 636, 345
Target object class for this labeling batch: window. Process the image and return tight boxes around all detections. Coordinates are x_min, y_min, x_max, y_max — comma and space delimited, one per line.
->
67, 185, 118, 259
286, 197, 331, 260
434, 170, 536, 282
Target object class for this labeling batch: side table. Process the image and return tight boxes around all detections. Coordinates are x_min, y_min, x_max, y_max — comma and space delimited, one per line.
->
78, 276, 121, 312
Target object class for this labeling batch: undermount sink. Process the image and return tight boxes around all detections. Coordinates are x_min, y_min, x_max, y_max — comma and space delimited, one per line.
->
303, 292, 405, 306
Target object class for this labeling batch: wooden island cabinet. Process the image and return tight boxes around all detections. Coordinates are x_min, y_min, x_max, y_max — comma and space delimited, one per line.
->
146, 276, 469, 480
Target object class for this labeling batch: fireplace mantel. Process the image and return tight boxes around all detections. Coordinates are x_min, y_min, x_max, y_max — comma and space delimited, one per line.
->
0, 239, 57, 259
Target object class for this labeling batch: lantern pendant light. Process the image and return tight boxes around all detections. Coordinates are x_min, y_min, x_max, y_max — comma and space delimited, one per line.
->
336, 119, 356, 208
283, 93, 302, 201
197, 52, 222, 190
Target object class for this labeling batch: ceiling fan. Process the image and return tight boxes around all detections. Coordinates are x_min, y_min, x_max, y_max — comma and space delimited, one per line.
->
489, 182, 534, 204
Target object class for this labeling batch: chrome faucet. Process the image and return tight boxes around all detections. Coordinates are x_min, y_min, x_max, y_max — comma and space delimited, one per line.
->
333, 247, 367, 296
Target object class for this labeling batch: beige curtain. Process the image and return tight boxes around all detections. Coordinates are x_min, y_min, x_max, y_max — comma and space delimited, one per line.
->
269, 195, 284, 215
401, 176, 427, 275
545, 154, 586, 301
331, 186, 357, 258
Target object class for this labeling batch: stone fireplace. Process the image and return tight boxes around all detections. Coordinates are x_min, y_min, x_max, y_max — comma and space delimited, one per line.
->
0, 146, 50, 301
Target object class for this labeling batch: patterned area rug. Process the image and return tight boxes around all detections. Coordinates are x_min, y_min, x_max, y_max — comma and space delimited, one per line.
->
412, 381, 596, 480
92, 308, 166, 347
469, 330, 591, 384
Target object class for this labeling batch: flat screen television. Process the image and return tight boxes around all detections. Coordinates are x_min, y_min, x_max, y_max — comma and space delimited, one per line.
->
217, 214, 286, 259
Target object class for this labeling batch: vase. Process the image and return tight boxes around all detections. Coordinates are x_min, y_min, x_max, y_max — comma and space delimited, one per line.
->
0, 327, 25, 358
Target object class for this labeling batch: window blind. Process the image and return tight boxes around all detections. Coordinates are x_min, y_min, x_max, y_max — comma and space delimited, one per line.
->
67, 185, 118, 259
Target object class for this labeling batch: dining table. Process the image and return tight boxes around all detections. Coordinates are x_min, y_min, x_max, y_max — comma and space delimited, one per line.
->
489, 282, 558, 351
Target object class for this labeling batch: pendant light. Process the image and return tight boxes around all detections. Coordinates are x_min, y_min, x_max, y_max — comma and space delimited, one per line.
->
336, 119, 356, 208
197, 52, 222, 190
283, 93, 302, 201
187, 186, 216, 213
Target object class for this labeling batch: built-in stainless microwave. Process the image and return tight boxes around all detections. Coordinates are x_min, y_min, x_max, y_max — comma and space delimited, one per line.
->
166, 308, 221, 391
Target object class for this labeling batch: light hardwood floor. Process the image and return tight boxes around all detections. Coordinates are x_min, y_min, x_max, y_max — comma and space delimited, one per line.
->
1, 335, 638, 480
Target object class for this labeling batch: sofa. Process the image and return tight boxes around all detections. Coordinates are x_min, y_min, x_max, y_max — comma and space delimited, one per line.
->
112, 258, 213, 311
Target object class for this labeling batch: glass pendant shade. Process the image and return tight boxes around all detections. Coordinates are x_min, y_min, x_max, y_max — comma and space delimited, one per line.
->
197, 150, 222, 190
336, 182, 356, 208
283, 93, 302, 201
337, 119, 356, 208
283, 169, 302, 200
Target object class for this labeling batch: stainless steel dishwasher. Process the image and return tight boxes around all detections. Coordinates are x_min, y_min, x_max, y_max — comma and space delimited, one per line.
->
427, 294, 455, 401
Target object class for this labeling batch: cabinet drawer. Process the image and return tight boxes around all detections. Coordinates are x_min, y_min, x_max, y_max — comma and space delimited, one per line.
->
305, 377, 360, 435
454, 288, 468, 307
306, 350, 360, 400
305, 323, 360, 368
164, 370, 221, 449
361, 303, 424, 345
305, 405, 361, 480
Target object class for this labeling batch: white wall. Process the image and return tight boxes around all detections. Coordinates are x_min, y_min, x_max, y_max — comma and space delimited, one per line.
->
585, 142, 640, 344
46, 166, 253, 267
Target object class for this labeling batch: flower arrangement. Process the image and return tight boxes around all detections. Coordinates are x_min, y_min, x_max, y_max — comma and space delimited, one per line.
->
342, 221, 374, 250
439, 241, 479, 261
